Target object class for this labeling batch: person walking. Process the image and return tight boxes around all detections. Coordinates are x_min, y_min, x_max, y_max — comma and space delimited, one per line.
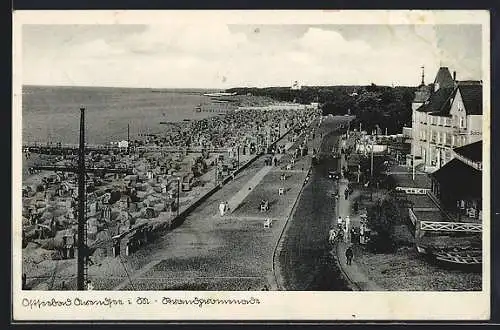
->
219, 201, 226, 216
344, 216, 351, 243
345, 245, 354, 265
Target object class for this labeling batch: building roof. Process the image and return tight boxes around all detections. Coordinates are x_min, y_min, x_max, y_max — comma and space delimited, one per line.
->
453, 140, 482, 163
417, 87, 454, 113
433, 67, 455, 89
431, 158, 482, 198
427, 81, 483, 117
458, 84, 483, 115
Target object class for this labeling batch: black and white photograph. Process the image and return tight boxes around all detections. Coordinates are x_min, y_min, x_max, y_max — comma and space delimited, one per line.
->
12, 10, 491, 321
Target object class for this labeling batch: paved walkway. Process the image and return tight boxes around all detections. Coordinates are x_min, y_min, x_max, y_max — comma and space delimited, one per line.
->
334, 138, 383, 291
225, 142, 295, 215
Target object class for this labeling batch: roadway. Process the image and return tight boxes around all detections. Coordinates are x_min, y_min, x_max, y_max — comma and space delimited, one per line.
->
276, 116, 351, 290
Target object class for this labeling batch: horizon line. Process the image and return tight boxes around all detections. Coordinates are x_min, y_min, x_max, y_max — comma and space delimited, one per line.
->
22, 83, 419, 89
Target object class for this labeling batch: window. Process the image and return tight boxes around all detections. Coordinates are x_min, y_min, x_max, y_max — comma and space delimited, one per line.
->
460, 117, 466, 128
442, 132, 447, 145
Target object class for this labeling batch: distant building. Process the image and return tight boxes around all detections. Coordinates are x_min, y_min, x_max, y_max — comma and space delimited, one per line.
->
402, 127, 412, 138
118, 140, 129, 149
309, 102, 320, 109
410, 67, 483, 172
291, 80, 302, 90
430, 140, 482, 221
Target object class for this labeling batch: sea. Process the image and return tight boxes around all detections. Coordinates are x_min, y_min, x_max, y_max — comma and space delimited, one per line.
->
21, 85, 222, 145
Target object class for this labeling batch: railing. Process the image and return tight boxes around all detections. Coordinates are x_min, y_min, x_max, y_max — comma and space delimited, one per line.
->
420, 221, 482, 233
396, 187, 430, 195
454, 127, 467, 135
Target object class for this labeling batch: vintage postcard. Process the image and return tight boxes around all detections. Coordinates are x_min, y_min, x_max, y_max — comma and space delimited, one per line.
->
12, 10, 491, 321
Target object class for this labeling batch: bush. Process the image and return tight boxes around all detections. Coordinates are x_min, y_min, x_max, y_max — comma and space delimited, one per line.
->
367, 198, 400, 253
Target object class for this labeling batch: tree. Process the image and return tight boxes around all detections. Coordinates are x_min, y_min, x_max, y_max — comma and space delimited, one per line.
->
367, 197, 399, 253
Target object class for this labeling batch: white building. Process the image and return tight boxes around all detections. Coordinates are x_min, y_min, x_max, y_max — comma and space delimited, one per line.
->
291, 80, 302, 90
118, 140, 129, 149
410, 67, 483, 172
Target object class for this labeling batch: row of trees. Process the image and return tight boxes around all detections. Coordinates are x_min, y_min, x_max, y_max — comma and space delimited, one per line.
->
226, 84, 416, 135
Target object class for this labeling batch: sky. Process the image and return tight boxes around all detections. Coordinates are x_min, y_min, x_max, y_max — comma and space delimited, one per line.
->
21, 24, 483, 88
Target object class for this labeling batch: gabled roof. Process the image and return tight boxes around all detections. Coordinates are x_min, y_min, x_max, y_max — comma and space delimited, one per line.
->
417, 87, 454, 113
433, 67, 455, 89
431, 158, 482, 198
453, 141, 482, 163
458, 84, 482, 115
427, 81, 483, 117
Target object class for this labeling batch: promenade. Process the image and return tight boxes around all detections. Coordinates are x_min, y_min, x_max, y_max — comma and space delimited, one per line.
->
108, 120, 318, 290
333, 134, 382, 291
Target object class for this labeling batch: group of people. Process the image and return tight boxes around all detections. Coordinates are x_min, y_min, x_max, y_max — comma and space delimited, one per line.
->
134, 108, 316, 154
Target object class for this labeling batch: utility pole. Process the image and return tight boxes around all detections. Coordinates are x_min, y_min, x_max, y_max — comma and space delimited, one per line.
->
370, 137, 374, 178
127, 123, 130, 154
77, 107, 86, 291
177, 178, 180, 217
412, 151, 416, 181
30, 107, 134, 291
237, 145, 240, 169
215, 157, 219, 185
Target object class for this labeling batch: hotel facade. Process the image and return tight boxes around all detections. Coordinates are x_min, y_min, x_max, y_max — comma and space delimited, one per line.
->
410, 67, 483, 172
